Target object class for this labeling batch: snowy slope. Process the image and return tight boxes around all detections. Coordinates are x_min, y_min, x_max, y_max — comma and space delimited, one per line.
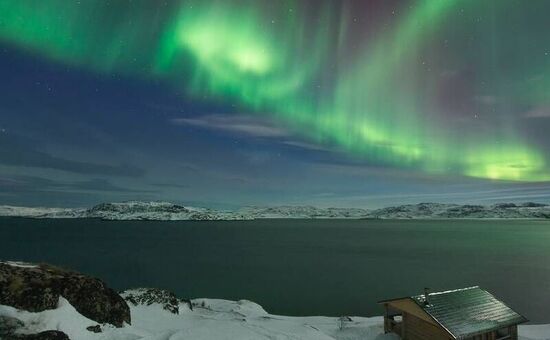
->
1, 295, 547, 340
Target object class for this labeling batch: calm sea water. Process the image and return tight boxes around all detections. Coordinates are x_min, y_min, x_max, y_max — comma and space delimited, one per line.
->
1, 217, 550, 322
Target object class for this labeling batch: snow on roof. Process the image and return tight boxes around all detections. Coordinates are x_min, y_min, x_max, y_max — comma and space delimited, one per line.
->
410, 286, 528, 339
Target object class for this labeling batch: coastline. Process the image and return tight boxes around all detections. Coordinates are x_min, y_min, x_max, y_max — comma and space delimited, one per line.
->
1, 261, 549, 340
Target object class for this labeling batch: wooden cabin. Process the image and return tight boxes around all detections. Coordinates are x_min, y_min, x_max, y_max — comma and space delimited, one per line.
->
378, 286, 527, 340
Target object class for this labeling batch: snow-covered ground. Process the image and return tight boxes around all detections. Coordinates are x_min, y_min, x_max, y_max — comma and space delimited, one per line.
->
1, 295, 547, 340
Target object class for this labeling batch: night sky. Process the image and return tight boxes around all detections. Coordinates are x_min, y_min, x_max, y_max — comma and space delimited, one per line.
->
0, 0, 549, 208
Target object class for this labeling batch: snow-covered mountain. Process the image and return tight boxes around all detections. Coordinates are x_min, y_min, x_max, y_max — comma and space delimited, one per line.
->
0, 201, 549, 220
82, 201, 231, 220
0, 201, 371, 220
233, 205, 370, 219
368, 202, 550, 219
0, 202, 233, 220
0, 205, 86, 218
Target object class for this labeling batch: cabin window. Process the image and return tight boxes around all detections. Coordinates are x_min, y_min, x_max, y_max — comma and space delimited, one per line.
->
383, 304, 404, 335
496, 326, 511, 340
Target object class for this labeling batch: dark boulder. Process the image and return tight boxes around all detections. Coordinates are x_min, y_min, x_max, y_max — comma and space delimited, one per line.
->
0, 261, 130, 327
121, 288, 180, 314
0, 315, 25, 338
85, 325, 102, 333
4, 330, 70, 340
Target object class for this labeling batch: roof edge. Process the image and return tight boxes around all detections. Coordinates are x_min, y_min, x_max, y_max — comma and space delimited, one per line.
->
456, 318, 529, 340
377, 296, 411, 304
378, 286, 480, 304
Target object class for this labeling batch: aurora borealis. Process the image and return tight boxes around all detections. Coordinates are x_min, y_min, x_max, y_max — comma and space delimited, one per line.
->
0, 0, 549, 207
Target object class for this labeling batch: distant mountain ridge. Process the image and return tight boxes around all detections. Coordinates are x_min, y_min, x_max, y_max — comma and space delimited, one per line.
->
367, 202, 550, 219
0, 201, 549, 220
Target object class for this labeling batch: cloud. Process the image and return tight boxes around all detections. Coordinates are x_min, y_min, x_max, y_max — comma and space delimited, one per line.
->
151, 182, 189, 189
473, 95, 498, 105
0, 134, 144, 177
0, 175, 58, 192
523, 106, 550, 118
171, 113, 339, 154
0, 175, 158, 207
171, 114, 289, 138
0, 175, 151, 193
281, 140, 334, 152
69, 178, 153, 192
337, 185, 550, 202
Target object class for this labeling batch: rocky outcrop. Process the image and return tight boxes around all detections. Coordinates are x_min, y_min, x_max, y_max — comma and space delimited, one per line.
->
85, 325, 101, 333
121, 288, 180, 314
0, 315, 24, 338
0, 261, 130, 327
5, 330, 70, 340
0, 316, 69, 340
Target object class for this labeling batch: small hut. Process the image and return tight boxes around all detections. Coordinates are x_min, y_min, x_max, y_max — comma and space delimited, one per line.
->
378, 286, 527, 340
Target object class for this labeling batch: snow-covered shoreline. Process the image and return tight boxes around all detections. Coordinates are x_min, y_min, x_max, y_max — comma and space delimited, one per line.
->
1, 294, 548, 340
1, 201, 550, 220
1, 262, 548, 339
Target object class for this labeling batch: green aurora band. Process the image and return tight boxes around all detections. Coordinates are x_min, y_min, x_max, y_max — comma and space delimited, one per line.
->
0, 0, 548, 181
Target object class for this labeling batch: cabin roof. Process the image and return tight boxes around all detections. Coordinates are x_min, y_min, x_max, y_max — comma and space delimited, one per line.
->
379, 286, 528, 339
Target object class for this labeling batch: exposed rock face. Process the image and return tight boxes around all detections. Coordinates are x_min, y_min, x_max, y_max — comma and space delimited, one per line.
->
85, 325, 101, 333
0, 317, 69, 340
5, 330, 71, 340
121, 288, 180, 314
0, 315, 24, 338
0, 261, 130, 327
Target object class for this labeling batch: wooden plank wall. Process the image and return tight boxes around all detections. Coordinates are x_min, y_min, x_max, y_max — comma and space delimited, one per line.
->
404, 312, 452, 340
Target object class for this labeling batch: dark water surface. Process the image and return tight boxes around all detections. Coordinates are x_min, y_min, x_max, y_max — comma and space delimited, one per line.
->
1, 217, 550, 322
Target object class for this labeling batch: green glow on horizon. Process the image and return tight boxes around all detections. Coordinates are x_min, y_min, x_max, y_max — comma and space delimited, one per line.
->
465, 146, 547, 181
0, 0, 547, 181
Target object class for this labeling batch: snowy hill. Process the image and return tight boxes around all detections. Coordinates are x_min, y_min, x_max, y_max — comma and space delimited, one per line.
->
0, 201, 549, 220
0, 205, 85, 218
368, 202, 550, 219
0, 201, 370, 220
82, 201, 230, 220
0, 202, 233, 220
233, 205, 370, 219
